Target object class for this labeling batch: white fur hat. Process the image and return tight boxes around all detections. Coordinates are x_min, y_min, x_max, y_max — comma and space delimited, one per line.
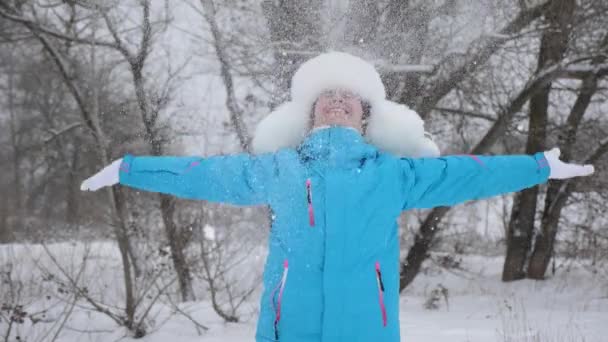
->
252, 52, 440, 158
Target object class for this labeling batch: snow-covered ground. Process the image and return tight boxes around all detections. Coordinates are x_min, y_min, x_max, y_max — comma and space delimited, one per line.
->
1, 242, 606, 342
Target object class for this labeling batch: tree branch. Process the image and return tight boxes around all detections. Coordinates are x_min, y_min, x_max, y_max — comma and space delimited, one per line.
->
199, 0, 251, 152
43, 122, 84, 144
416, 2, 549, 117
136, 0, 152, 67
472, 56, 593, 153
434, 107, 496, 122
32, 31, 98, 139
0, 6, 118, 50
100, 10, 133, 61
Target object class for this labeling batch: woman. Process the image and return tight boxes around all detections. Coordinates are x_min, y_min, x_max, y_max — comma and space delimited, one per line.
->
81, 52, 594, 342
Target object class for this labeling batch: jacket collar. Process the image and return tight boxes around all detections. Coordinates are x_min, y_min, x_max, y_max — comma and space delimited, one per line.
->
297, 126, 378, 168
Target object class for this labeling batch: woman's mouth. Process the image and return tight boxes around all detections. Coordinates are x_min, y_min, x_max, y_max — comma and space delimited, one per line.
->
327, 106, 349, 115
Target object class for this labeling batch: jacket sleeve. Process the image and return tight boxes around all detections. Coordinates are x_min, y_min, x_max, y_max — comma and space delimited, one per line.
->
118, 153, 277, 205
400, 153, 550, 210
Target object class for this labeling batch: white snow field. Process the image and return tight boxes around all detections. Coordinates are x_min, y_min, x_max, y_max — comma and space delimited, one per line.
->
1, 242, 606, 342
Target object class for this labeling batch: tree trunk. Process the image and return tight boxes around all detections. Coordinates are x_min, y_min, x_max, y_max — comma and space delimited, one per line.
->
502, 190, 539, 281
527, 73, 598, 279
160, 195, 195, 301
0, 193, 12, 243
65, 146, 80, 224
133, 74, 195, 301
119, 2, 195, 300
110, 187, 137, 327
400, 207, 450, 290
200, 0, 251, 152
501, 75, 548, 281
7, 60, 24, 234
501, 0, 574, 282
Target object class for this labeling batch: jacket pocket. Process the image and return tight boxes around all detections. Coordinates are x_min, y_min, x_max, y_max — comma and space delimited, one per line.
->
271, 259, 289, 340
375, 261, 387, 327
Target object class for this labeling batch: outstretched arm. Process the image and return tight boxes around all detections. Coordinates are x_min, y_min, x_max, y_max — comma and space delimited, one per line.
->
81, 153, 278, 206
401, 148, 594, 210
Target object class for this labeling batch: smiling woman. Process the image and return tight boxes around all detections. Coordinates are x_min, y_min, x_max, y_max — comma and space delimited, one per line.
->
312, 89, 365, 132
252, 52, 440, 158
80, 52, 594, 342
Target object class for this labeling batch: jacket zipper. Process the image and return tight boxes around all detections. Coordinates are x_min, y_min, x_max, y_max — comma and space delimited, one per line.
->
306, 178, 315, 227
271, 259, 289, 340
375, 261, 387, 327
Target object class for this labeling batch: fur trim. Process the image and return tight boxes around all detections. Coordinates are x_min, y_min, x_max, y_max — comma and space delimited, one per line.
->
251, 52, 440, 157
291, 51, 385, 107
366, 101, 440, 157
251, 101, 309, 154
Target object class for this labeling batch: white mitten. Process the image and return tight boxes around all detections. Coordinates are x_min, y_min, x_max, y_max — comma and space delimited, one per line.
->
544, 148, 594, 180
80, 158, 123, 191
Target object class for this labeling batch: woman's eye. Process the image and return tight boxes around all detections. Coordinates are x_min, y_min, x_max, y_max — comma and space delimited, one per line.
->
320, 89, 358, 99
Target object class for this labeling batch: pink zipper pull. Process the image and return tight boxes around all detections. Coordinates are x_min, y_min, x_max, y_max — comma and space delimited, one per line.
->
306, 179, 315, 227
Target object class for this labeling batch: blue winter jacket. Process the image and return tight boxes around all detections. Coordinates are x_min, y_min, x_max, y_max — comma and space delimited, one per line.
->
119, 126, 550, 342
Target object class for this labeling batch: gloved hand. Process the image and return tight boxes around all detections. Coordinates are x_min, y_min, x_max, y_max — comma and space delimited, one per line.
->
80, 158, 123, 191
544, 148, 594, 180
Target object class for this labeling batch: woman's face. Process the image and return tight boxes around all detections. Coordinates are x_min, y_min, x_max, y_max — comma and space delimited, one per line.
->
312, 89, 364, 132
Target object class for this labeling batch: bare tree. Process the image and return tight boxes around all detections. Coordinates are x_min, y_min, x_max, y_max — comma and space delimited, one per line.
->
0, 0, 201, 302
98, 0, 196, 302
0, 1, 140, 331
527, 78, 608, 278
198, 0, 252, 151
502, 0, 576, 282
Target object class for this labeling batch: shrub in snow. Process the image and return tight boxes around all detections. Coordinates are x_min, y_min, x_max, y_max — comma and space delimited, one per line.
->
423, 283, 449, 310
